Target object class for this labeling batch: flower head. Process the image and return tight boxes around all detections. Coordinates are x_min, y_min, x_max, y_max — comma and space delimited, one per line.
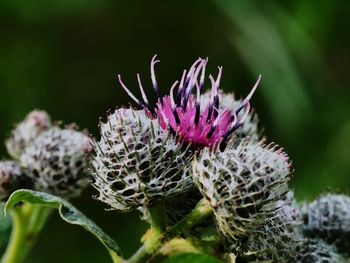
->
193, 138, 299, 261
193, 138, 292, 243
91, 56, 261, 213
90, 108, 193, 212
20, 127, 91, 198
118, 55, 260, 149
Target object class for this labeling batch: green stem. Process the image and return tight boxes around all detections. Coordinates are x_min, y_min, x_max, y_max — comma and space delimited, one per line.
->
1, 204, 51, 263
127, 201, 166, 263
127, 198, 213, 263
167, 198, 213, 239
148, 201, 166, 237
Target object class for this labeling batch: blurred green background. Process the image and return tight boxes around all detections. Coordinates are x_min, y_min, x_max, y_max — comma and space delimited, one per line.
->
0, 0, 349, 262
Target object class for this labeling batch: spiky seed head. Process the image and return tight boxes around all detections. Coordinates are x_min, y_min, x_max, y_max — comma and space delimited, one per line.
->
6, 110, 52, 160
200, 89, 260, 139
193, 137, 292, 243
291, 238, 347, 263
90, 108, 193, 212
20, 127, 91, 198
0, 161, 33, 201
237, 196, 303, 262
302, 193, 350, 256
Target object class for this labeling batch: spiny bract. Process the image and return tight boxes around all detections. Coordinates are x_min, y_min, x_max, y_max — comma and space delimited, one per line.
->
193, 138, 292, 243
20, 127, 91, 198
6, 110, 51, 160
0, 160, 33, 201
302, 193, 350, 256
90, 108, 193, 212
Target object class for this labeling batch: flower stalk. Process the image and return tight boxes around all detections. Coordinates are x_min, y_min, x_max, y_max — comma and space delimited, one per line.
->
127, 198, 213, 263
126, 201, 166, 263
148, 201, 166, 240
1, 204, 52, 263
167, 198, 212, 238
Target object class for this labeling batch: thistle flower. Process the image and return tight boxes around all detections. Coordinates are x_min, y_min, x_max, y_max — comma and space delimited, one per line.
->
193, 138, 292, 243
90, 108, 192, 212
302, 193, 350, 256
6, 110, 52, 160
0, 161, 33, 201
20, 127, 91, 198
118, 55, 260, 149
91, 56, 260, 212
291, 238, 347, 263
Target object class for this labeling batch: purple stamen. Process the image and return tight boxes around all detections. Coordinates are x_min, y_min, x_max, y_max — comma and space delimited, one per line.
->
118, 75, 143, 108
213, 95, 219, 119
216, 66, 223, 87
136, 74, 149, 106
194, 82, 201, 125
238, 102, 251, 125
222, 107, 248, 141
151, 54, 162, 100
198, 58, 208, 92
177, 70, 187, 106
206, 105, 213, 123
206, 109, 228, 139
170, 81, 181, 125
209, 75, 219, 119
235, 75, 261, 114
118, 55, 261, 149
206, 125, 216, 138
181, 58, 202, 105
182, 60, 207, 114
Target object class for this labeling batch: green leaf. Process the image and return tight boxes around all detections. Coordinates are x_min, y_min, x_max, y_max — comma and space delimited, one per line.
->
162, 253, 224, 263
4, 189, 122, 263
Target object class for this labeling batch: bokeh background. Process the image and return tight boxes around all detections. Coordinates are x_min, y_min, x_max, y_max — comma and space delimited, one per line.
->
0, 0, 349, 262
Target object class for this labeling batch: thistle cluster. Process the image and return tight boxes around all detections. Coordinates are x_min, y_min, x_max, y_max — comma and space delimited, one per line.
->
90, 56, 316, 262
0, 110, 91, 200
2, 57, 349, 263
